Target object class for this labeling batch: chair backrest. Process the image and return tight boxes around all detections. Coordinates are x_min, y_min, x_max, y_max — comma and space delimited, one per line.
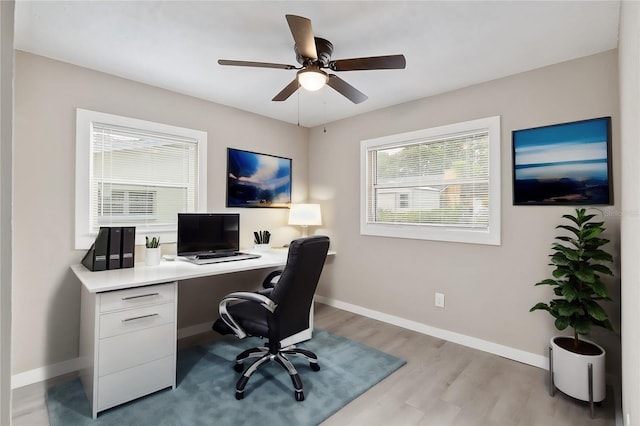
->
269, 235, 330, 341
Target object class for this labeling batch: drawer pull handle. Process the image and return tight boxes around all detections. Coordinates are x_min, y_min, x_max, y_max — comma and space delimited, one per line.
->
122, 292, 160, 301
122, 313, 159, 323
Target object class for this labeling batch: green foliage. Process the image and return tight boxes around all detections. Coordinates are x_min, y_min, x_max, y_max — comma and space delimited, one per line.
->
145, 236, 160, 248
530, 208, 614, 346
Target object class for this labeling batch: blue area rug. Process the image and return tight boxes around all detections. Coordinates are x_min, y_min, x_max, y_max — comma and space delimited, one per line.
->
47, 329, 405, 425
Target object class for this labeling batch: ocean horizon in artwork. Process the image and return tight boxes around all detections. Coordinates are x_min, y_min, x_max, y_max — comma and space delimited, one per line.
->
513, 118, 611, 205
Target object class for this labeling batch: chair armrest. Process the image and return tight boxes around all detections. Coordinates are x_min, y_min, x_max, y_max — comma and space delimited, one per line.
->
262, 270, 283, 289
221, 291, 277, 312
218, 292, 278, 339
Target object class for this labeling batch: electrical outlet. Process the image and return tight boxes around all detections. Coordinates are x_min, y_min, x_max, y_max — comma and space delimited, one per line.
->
435, 292, 445, 308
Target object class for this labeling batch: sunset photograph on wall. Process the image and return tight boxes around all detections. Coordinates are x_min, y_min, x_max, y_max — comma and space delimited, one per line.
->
512, 117, 612, 205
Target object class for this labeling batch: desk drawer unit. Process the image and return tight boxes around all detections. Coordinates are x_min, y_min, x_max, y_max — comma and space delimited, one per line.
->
80, 282, 177, 419
100, 284, 176, 312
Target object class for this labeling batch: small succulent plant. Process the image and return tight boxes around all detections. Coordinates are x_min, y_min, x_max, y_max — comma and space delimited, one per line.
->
145, 236, 160, 249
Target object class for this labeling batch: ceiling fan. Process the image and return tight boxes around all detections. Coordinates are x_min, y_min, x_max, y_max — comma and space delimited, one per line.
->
218, 14, 406, 104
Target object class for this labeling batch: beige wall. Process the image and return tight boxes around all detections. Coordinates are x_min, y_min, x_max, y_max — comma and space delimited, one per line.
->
310, 51, 621, 371
12, 51, 308, 374
618, 1, 640, 424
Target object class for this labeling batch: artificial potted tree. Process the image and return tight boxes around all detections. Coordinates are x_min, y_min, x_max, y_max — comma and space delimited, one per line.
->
530, 208, 614, 414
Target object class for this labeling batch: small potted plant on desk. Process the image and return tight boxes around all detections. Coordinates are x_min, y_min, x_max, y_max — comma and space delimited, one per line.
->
530, 208, 614, 418
145, 236, 161, 266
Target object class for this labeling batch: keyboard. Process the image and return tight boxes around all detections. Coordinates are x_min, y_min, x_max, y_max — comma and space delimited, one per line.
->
195, 252, 240, 260
181, 251, 261, 265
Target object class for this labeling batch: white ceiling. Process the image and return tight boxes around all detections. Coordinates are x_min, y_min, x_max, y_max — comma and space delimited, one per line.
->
14, 1, 620, 128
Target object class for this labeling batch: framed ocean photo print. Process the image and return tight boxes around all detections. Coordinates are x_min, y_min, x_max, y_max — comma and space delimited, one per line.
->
512, 117, 612, 205
226, 148, 292, 208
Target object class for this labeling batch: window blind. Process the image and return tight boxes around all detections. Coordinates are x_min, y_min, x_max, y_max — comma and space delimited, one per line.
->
367, 130, 490, 229
91, 122, 198, 232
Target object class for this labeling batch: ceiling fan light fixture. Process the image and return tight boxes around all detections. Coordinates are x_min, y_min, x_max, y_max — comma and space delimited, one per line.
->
297, 68, 328, 91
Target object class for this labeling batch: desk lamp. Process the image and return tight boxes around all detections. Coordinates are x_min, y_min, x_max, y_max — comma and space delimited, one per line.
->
288, 204, 322, 237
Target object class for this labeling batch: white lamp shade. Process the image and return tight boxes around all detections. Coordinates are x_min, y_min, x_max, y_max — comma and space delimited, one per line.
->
288, 204, 322, 226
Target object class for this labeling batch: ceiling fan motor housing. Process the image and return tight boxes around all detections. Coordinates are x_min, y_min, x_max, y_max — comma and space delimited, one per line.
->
296, 37, 334, 67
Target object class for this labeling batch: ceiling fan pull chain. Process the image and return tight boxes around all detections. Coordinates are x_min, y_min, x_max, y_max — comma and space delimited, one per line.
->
323, 100, 327, 133
297, 91, 300, 127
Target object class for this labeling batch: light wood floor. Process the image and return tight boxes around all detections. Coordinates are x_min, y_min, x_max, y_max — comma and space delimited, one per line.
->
12, 303, 616, 425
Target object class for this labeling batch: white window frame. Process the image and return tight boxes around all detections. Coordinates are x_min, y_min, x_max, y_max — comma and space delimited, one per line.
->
75, 109, 207, 249
360, 116, 501, 245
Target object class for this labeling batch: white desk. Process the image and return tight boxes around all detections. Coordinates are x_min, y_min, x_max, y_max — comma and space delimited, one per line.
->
72, 250, 295, 418
72, 250, 291, 293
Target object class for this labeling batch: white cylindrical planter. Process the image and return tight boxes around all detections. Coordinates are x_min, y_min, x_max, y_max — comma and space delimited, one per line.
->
551, 336, 606, 402
145, 247, 161, 266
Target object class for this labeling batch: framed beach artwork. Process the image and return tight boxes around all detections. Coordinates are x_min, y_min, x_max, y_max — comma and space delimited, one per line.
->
512, 117, 612, 205
226, 148, 292, 208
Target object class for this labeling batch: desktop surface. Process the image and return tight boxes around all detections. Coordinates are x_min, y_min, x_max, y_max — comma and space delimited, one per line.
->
71, 250, 289, 293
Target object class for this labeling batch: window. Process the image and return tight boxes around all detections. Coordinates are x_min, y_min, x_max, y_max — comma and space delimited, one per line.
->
76, 109, 207, 249
398, 193, 409, 209
360, 116, 501, 245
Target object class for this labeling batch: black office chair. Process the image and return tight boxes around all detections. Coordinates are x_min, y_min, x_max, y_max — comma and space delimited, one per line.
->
212, 235, 330, 401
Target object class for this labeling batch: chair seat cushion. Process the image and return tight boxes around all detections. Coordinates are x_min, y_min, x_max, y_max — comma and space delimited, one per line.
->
213, 301, 270, 338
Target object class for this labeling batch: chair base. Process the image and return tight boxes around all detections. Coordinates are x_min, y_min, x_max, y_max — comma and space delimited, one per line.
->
233, 343, 320, 401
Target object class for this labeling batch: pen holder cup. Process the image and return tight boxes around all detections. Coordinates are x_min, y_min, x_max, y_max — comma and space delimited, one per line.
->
253, 244, 271, 252
145, 247, 161, 266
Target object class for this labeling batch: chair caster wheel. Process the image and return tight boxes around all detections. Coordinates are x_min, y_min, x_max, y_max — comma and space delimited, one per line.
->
234, 363, 244, 373
235, 391, 244, 400
295, 391, 305, 401
310, 363, 320, 372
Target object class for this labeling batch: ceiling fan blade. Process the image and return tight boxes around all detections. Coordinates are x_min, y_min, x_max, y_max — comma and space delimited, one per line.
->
218, 59, 296, 70
330, 54, 406, 71
326, 75, 368, 104
272, 79, 300, 101
285, 14, 317, 60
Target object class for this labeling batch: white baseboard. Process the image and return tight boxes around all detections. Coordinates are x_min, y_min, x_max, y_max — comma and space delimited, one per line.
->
7, 297, 556, 389
11, 357, 82, 389
314, 295, 549, 370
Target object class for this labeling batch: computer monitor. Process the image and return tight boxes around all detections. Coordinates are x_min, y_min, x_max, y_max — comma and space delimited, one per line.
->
177, 213, 240, 257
